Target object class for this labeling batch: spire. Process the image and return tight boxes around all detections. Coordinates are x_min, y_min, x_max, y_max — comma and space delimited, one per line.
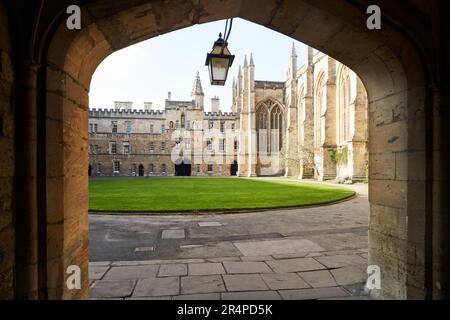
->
238, 65, 242, 78
191, 71, 204, 96
250, 53, 254, 66
291, 42, 297, 58
243, 55, 248, 68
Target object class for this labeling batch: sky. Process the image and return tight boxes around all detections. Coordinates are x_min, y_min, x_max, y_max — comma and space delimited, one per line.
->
89, 18, 308, 112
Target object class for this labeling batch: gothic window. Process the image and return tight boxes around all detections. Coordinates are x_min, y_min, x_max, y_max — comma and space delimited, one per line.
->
131, 164, 137, 175
256, 104, 269, 153
256, 100, 284, 154
219, 139, 225, 151
175, 120, 179, 129
162, 164, 166, 174
150, 124, 154, 133
149, 164, 154, 173
207, 163, 214, 172
97, 163, 102, 174
270, 105, 283, 152
220, 121, 225, 133
94, 124, 98, 133
161, 124, 165, 133
169, 121, 174, 129
89, 124, 93, 133
315, 75, 326, 147
208, 120, 214, 130
338, 68, 352, 144
186, 120, 191, 130
161, 142, 166, 152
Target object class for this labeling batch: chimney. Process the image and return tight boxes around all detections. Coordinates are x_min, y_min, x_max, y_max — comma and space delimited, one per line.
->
211, 96, 220, 113
144, 102, 153, 111
168, 92, 172, 101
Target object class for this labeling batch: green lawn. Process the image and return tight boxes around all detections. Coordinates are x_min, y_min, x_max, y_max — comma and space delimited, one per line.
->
88, 178, 355, 212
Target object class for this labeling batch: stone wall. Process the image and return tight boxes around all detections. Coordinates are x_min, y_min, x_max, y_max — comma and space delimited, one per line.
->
0, 1, 14, 300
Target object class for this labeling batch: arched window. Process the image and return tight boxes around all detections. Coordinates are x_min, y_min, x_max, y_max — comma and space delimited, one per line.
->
256, 104, 269, 153
315, 74, 326, 147
338, 67, 351, 144
271, 105, 283, 151
256, 99, 284, 154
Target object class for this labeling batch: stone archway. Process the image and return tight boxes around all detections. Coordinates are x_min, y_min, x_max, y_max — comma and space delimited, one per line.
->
7, 0, 448, 300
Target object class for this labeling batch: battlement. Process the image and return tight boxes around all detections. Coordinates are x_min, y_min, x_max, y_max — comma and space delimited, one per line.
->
89, 108, 166, 118
203, 111, 238, 119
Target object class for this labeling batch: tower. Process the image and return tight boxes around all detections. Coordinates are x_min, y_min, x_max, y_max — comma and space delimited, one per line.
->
191, 71, 204, 109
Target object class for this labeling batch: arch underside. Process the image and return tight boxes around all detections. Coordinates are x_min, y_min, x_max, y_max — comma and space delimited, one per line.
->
35, 0, 430, 300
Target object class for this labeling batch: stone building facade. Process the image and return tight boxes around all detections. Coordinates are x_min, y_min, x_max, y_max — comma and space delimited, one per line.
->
232, 46, 368, 181
90, 46, 368, 181
89, 73, 240, 177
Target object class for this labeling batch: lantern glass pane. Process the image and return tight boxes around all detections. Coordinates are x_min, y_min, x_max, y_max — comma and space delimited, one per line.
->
211, 57, 229, 81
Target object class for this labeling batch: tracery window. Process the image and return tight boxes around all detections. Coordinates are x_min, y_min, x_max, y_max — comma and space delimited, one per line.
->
256, 100, 284, 154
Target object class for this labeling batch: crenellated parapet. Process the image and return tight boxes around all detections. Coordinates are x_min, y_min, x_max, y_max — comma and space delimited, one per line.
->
89, 108, 166, 119
203, 111, 238, 119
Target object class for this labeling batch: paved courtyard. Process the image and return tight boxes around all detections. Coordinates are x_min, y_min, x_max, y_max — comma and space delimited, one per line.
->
89, 182, 370, 300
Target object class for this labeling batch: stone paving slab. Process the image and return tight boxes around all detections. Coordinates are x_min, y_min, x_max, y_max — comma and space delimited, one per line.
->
162, 229, 185, 239
266, 258, 326, 273
206, 256, 241, 262
177, 241, 241, 259
103, 265, 159, 280
315, 254, 367, 268
330, 266, 367, 286
279, 287, 349, 300
271, 252, 309, 259
233, 239, 325, 256
133, 277, 180, 297
90, 280, 136, 298
198, 222, 223, 227
261, 273, 310, 290
111, 258, 205, 266
89, 266, 110, 280
181, 275, 226, 295
240, 256, 273, 262
223, 274, 269, 292
298, 270, 337, 288
173, 293, 221, 300
221, 291, 282, 300
188, 263, 225, 276
223, 261, 273, 274
158, 264, 187, 277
